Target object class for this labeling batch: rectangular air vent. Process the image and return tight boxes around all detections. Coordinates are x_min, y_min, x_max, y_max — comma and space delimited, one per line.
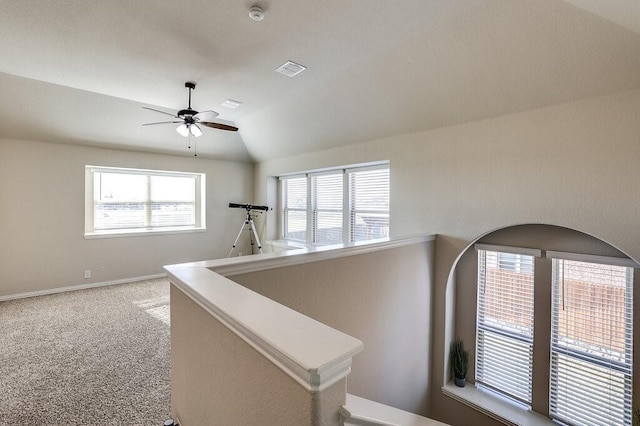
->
275, 61, 306, 77
222, 99, 243, 109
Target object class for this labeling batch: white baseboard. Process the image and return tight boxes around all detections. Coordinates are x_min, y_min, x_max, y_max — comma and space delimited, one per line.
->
0, 273, 168, 302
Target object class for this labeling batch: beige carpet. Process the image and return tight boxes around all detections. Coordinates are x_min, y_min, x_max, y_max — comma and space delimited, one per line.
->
0, 278, 171, 425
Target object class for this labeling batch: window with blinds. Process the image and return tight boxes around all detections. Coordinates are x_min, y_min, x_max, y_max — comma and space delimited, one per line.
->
279, 163, 389, 246
349, 167, 389, 242
282, 176, 307, 242
85, 166, 205, 237
312, 173, 344, 245
476, 247, 537, 405
549, 255, 633, 426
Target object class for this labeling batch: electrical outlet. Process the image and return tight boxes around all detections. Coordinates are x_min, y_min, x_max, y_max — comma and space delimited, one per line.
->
84, 270, 91, 279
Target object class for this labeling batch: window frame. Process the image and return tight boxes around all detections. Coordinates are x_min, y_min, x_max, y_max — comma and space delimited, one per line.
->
475, 244, 540, 406
548, 251, 634, 426
452, 244, 637, 426
281, 174, 308, 243
84, 165, 206, 238
310, 170, 345, 246
279, 162, 389, 247
347, 165, 391, 243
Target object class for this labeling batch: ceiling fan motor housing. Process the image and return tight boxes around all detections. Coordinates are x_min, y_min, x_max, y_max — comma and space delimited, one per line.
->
178, 108, 198, 120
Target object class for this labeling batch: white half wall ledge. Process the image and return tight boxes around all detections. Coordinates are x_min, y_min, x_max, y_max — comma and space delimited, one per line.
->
166, 265, 362, 392
183, 234, 436, 277
164, 235, 434, 393
342, 393, 449, 425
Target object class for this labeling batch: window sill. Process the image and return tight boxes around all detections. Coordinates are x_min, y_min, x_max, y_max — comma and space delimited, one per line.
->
441, 382, 553, 426
84, 227, 206, 239
268, 239, 308, 250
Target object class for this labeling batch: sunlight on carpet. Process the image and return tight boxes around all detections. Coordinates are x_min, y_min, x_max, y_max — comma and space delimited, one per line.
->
134, 295, 171, 326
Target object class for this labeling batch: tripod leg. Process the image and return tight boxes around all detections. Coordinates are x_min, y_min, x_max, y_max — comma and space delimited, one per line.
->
228, 220, 248, 258
248, 218, 263, 254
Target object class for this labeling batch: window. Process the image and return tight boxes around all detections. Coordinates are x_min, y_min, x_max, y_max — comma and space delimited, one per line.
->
311, 172, 344, 245
467, 243, 636, 426
282, 176, 307, 242
476, 246, 538, 405
280, 163, 389, 246
349, 167, 390, 242
549, 254, 633, 426
85, 166, 205, 237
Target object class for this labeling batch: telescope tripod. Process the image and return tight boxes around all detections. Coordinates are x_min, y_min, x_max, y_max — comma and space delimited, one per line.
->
228, 210, 263, 257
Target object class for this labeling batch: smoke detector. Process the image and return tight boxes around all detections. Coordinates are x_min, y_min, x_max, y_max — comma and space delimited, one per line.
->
249, 6, 264, 21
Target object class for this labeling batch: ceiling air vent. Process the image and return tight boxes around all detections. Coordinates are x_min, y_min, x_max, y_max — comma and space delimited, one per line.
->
222, 99, 243, 109
275, 61, 306, 77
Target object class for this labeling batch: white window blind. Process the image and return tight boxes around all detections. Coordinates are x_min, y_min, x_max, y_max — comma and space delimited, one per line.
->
550, 256, 633, 426
312, 172, 343, 245
349, 167, 389, 242
86, 166, 205, 236
282, 176, 307, 242
476, 248, 535, 405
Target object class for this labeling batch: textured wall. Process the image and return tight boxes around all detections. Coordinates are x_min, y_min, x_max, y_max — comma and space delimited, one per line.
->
0, 139, 254, 297
253, 88, 640, 425
231, 241, 434, 417
170, 285, 346, 426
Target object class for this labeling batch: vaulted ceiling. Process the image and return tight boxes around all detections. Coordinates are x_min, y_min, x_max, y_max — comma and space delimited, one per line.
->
1, 0, 639, 162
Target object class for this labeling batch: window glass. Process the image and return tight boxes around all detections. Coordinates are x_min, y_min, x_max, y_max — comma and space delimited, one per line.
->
86, 166, 205, 237
350, 168, 390, 242
280, 163, 389, 246
550, 259, 633, 426
476, 249, 535, 405
312, 173, 343, 245
282, 177, 307, 241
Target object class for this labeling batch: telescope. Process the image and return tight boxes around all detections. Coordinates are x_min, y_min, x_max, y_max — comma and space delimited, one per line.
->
228, 202, 269, 212
227, 202, 269, 257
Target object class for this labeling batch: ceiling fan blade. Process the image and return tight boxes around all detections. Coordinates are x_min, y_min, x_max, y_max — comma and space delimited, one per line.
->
142, 121, 183, 126
200, 122, 239, 132
142, 106, 179, 118
193, 110, 219, 122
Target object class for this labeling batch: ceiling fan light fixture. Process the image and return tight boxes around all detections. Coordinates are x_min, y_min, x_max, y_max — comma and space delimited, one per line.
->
176, 123, 189, 137
190, 124, 203, 137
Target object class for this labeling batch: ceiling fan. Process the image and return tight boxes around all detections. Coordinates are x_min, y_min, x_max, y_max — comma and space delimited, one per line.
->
142, 82, 238, 137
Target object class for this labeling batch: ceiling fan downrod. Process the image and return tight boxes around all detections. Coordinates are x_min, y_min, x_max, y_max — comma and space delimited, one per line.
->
178, 82, 197, 118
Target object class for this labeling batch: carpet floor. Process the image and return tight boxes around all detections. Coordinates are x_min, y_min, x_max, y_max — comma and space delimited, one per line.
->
0, 278, 171, 425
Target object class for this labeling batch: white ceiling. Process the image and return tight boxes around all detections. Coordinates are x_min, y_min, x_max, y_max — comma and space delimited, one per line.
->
0, 0, 639, 162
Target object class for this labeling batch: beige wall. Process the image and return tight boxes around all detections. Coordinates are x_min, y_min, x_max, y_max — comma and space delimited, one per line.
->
231, 241, 434, 417
0, 138, 254, 297
170, 285, 346, 426
254, 88, 640, 425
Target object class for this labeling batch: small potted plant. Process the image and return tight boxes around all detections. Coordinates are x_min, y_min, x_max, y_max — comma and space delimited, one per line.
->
450, 337, 469, 387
